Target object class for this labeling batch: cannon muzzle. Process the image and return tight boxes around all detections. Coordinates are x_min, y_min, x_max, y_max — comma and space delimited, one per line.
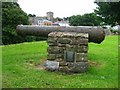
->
16, 25, 105, 44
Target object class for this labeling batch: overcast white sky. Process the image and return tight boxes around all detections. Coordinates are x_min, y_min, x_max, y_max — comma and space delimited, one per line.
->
18, 0, 98, 18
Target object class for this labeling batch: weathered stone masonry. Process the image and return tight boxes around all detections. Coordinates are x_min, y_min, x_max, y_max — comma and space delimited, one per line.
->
46, 32, 88, 73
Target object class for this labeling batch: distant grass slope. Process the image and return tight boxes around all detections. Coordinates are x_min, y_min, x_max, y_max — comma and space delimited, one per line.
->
2, 35, 118, 88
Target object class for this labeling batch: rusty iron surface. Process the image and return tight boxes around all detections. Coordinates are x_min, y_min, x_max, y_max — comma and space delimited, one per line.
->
16, 25, 105, 44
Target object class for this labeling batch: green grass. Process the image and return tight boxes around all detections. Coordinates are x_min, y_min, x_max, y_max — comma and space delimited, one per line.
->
1, 35, 118, 88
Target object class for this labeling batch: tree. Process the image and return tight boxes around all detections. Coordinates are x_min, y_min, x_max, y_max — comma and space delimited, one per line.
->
54, 17, 63, 22
94, 2, 120, 26
69, 13, 102, 26
63, 17, 69, 21
28, 14, 36, 17
69, 15, 82, 26
2, 2, 29, 45
2, 2, 29, 28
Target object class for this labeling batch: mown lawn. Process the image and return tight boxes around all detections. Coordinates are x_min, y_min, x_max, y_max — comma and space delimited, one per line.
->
1, 35, 118, 88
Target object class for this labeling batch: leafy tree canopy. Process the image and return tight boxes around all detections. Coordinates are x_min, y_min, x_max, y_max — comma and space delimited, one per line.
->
2, 2, 29, 28
69, 13, 102, 26
28, 14, 36, 17
94, 2, 120, 26
2, 2, 29, 45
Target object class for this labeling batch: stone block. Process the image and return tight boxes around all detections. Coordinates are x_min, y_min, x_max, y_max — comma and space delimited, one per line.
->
56, 54, 64, 58
59, 61, 68, 66
66, 45, 76, 52
77, 46, 88, 53
47, 37, 57, 43
75, 53, 88, 62
76, 33, 88, 39
56, 32, 64, 37
82, 33, 88, 38
48, 42, 57, 46
70, 38, 77, 45
58, 43, 66, 47
68, 62, 88, 73
47, 46, 64, 54
59, 66, 69, 72
48, 32, 58, 37
58, 38, 71, 44
59, 47, 66, 53
56, 58, 63, 62
76, 38, 88, 45
62, 32, 76, 38
47, 54, 56, 60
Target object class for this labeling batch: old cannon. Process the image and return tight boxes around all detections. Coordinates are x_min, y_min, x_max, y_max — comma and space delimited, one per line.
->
16, 25, 105, 44
16, 25, 105, 73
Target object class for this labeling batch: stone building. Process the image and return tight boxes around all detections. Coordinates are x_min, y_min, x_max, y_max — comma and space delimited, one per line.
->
29, 12, 54, 26
29, 16, 47, 25
46, 12, 54, 22
38, 20, 52, 26
29, 12, 70, 26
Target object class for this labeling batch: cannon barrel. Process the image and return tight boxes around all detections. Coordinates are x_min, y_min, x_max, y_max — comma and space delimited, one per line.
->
16, 25, 105, 44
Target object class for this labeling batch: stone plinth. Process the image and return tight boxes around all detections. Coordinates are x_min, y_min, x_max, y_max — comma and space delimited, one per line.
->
45, 32, 88, 73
